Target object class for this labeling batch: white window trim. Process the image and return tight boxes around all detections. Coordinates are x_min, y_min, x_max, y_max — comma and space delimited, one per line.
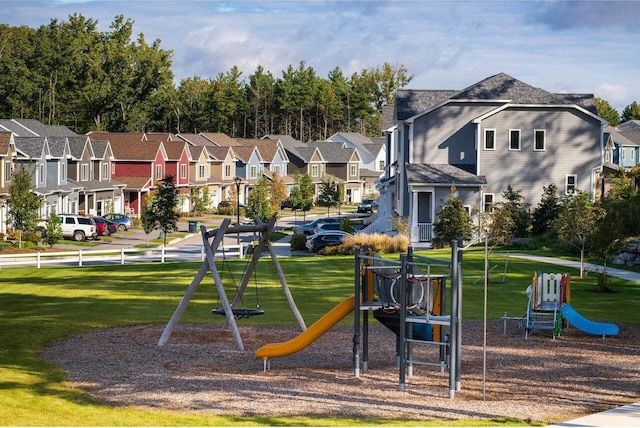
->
483, 193, 494, 213
350, 164, 357, 177
311, 164, 319, 177
250, 165, 257, 179
484, 129, 496, 151
180, 164, 187, 179
565, 174, 577, 195
534, 129, 546, 151
509, 129, 521, 151
156, 164, 162, 180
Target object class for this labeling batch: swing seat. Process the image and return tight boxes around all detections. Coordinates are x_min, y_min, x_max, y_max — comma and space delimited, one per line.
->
212, 308, 265, 319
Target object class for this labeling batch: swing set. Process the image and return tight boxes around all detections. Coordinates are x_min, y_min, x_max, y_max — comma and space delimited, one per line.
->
157, 217, 307, 351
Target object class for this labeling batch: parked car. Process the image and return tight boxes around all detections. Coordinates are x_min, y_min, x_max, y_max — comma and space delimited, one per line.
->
313, 222, 342, 235
280, 199, 293, 209
37, 214, 98, 241
93, 217, 117, 236
218, 200, 245, 209
101, 214, 133, 231
293, 217, 341, 235
357, 199, 378, 213
305, 231, 351, 253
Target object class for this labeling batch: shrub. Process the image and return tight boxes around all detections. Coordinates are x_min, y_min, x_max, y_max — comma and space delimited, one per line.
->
290, 233, 308, 251
340, 233, 410, 254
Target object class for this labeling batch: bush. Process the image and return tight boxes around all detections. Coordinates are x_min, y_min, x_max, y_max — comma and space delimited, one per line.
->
321, 233, 410, 255
290, 233, 308, 251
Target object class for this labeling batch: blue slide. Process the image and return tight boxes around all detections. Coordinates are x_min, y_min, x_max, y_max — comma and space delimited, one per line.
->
561, 304, 619, 337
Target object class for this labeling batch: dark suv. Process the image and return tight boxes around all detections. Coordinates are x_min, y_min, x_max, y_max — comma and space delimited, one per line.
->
357, 199, 378, 213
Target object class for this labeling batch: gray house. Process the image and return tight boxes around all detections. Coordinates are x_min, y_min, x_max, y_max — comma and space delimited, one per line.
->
380, 73, 606, 246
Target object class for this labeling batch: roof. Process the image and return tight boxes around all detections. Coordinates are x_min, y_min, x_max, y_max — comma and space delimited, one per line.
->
14, 136, 46, 158
618, 120, 640, 132
200, 132, 239, 146
163, 140, 188, 161
396, 73, 597, 120
87, 132, 145, 145
406, 163, 486, 186
206, 145, 234, 161
107, 139, 164, 161
0, 119, 37, 136
309, 142, 356, 163
12, 119, 78, 137
176, 133, 217, 147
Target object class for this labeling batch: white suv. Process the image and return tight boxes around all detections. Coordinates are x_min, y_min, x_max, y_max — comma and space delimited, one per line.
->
38, 214, 98, 241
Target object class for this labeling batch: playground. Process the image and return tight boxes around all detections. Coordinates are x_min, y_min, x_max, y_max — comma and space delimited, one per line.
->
45, 319, 640, 423
39, 223, 640, 424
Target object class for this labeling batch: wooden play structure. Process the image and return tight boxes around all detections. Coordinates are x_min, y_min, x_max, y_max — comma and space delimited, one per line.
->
353, 244, 463, 399
157, 217, 307, 351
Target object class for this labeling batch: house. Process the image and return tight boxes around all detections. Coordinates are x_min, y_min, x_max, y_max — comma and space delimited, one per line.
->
0, 132, 16, 234
87, 132, 166, 216
327, 132, 386, 197
163, 140, 192, 212
308, 141, 362, 203
382, 73, 606, 246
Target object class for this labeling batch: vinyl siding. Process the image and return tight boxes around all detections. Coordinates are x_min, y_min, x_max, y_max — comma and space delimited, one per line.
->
411, 102, 501, 166
478, 107, 601, 205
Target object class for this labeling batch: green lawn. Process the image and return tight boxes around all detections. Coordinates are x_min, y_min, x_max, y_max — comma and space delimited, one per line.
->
1, 249, 638, 426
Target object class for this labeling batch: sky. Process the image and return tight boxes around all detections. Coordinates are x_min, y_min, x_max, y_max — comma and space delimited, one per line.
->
4, 0, 640, 112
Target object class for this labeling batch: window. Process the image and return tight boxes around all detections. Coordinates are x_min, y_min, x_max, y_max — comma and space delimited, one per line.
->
379, 160, 385, 171
509, 129, 521, 150
534, 129, 546, 151
39, 164, 45, 184
311, 164, 319, 177
566, 175, 577, 195
272, 165, 281, 177
180, 164, 187, 179
224, 164, 231, 178
80, 164, 89, 181
102, 163, 109, 180
483, 194, 494, 212
350, 164, 357, 177
484, 129, 496, 150
4, 161, 11, 182
155, 164, 162, 180
60, 163, 67, 181
250, 165, 257, 179
198, 164, 206, 179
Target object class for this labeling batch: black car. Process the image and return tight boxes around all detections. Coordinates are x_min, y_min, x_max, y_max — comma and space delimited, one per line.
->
305, 231, 350, 254
280, 200, 293, 209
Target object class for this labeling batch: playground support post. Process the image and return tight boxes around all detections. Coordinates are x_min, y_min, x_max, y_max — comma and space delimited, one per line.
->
353, 247, 361, 378
398, 253, 408, 392
449, 239, 459, 399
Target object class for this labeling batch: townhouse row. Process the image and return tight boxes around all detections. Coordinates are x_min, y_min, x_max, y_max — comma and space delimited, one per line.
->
0, 119, 387, 234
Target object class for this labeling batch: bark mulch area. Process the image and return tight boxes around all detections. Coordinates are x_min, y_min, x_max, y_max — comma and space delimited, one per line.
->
44, 320, 640, 425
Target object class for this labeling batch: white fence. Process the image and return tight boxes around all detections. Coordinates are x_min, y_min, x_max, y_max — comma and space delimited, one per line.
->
0, 244, 244, 269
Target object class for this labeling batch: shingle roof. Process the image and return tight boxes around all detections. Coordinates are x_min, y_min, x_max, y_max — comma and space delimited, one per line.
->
87, 132, 145, 145
396, 73, 596, 120
176, 133, 217, 147
163, 140, 187, 161
66, 136, 90, 159
618, 120, 640, 132
406, 163, 487, 186
14, 136, 46, 158
46, 137, 68, 158
0, 119, 37, 136
0, 132, 13, 155
13, 119, 78, 137
107, 139, 164, 161
231, 146, 257, 162
206, 146, 233, 161
201, 132, 239, 146
309, 142, 356, 163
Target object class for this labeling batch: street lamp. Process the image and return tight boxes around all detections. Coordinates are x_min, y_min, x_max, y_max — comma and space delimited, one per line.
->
233, 176, 242, 226
234, 176, 242, 256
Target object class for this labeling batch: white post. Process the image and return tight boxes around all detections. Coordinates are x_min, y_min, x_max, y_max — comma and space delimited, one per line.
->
37, 252, 41, 269
161, 244, 165, 263
120, 248, 125, 264
79, 249, 83, 267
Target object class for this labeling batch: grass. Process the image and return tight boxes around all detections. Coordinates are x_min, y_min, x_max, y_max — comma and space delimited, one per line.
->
1, 250, 639, 426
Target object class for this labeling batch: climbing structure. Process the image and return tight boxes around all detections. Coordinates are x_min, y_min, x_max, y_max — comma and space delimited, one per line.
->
353, 244, 463, 399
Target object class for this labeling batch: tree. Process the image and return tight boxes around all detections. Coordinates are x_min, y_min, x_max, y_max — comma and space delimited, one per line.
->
140, 192, 156, 244
531, 184, 561, 236
268, 173, 288, 213
151, 175, 180, 246
43, 212, 62, 247
246, 176, 275, 222
316, 175, 340, 216
289, 173, 315, 222
621, 101, 640, 122
592, 193, 628, 291
432, 190, 472, 248
190, 186, 208, 215
488, 184, 530, 244
7, 165, 42, 248
554, 192, 604, 278
595, 97, 620, 126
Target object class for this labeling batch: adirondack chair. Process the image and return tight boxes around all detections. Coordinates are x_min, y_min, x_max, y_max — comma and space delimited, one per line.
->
525, 272, 569, 338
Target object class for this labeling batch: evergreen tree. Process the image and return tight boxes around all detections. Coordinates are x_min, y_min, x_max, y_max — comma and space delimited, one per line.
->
432, 191, 472, 248
140, 193, 156, 244
531, 184, 561, 235
7, 165, 42, 248
595, 97, 620, 126
151, 175, 180, 246
621, 101, 640, 122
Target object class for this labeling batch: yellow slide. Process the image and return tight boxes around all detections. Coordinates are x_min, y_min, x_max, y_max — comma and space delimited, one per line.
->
255, 296, 355, 360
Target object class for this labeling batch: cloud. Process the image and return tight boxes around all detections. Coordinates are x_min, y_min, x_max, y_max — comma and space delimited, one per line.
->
536, 1, 640, 30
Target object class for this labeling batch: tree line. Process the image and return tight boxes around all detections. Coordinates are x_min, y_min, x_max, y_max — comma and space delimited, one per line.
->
0, 14, 411, 140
